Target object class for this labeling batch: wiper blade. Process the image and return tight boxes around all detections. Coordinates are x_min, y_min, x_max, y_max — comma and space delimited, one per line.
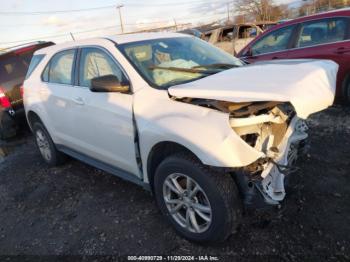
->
192, 63, 240, 69
148, 65, 212, 74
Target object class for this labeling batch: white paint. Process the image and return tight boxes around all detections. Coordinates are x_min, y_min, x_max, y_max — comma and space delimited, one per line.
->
169, 59, 338, 119
24, 33, 337, 203
260, 117, 308, 201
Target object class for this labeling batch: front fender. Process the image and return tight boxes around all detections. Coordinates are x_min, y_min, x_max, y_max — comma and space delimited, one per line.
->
134, 89, 264, 182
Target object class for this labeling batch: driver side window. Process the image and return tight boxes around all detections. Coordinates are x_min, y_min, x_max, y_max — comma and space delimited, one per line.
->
251, 26, 295, 56
79, 47, 126, 88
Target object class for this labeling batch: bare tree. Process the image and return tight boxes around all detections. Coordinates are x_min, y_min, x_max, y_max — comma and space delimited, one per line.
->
234, 0, 285, 22
299, 0, 349, 16
234, 0, 349, 23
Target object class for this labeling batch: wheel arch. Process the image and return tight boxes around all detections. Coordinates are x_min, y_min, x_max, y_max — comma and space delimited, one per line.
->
146, 141, 200, 191
27, 110, 43, 130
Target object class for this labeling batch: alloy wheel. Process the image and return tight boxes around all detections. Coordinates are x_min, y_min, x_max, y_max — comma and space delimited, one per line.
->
36, 129, 52, 161
163, 173, 212, 233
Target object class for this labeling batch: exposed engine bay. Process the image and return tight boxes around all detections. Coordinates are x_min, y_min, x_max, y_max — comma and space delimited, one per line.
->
174, 97, 309, 204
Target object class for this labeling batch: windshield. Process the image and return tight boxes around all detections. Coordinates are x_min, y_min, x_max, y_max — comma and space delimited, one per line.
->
118, 36, 243, 88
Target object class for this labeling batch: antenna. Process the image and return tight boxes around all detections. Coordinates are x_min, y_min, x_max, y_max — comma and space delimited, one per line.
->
70, 32, 75, 41
116, 4, 124, 33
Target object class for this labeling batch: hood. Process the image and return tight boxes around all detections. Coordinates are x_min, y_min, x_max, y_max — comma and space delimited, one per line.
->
168, 59, 338, 119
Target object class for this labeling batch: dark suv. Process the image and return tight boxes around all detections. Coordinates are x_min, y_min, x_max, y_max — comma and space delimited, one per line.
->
0, 41, 54, 139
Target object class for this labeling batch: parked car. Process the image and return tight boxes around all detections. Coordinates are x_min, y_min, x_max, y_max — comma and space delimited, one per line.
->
178, 28, 204, 39
204, 22, 277, 55
0, 41, 54, 139
24, 33, 337, 242
237, 9, 350, 103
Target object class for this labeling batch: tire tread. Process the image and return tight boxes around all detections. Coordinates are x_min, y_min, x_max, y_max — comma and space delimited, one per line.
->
154, 152, 242, 242
33, 122, 66, 166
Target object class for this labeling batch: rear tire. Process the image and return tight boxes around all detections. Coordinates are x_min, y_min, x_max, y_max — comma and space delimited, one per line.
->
0, 111, 17, 140
153, 153, 242, 242
343, 76, 350, 105
32, 122, 66, 167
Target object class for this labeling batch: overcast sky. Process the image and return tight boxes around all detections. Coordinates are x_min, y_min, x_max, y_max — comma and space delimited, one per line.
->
0, 0, 297, 48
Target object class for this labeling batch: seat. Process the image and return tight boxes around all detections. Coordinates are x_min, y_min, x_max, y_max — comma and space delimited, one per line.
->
310, 28, 326, 45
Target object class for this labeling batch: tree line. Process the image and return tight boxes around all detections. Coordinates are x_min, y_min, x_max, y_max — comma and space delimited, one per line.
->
233, 0, 350, 23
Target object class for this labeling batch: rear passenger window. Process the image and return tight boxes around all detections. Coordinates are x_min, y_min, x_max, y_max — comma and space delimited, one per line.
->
297, 18, 348, 48
45, 49, 75, 85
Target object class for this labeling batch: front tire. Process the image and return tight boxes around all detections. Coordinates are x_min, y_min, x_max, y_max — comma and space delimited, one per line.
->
342, 75, 350, 104
32, 122, 66, 167
345, 82, 350, 104
154, 153, 242, 242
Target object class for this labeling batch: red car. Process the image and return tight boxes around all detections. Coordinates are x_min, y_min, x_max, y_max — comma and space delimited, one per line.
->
0, 41, 54, 139
237, 9, 350, 103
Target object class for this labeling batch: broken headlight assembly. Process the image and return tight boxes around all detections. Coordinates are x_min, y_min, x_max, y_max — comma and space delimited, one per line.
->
228, 101, 295, 154
173, 97, 309, 204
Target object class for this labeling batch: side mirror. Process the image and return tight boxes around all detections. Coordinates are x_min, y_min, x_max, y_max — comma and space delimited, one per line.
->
90, 75, 130, 93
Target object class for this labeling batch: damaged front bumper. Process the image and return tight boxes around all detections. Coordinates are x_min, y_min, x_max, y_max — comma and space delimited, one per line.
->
258, 117, 308, 204
230, 103, 309, 206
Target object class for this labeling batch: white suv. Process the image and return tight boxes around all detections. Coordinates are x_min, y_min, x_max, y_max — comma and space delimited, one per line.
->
23, 33, 338, 242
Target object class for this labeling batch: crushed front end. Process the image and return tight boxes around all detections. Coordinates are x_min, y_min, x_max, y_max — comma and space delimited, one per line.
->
228, 101, 309, 205
169, 59, 338, 207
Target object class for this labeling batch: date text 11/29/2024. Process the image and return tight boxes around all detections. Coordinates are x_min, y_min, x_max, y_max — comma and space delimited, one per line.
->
127, 255, 219, 261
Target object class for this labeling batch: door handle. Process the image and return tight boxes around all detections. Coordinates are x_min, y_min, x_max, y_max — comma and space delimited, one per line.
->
72, 97, 85, 105
272, 56, 279, 60
334, 47, 350, 54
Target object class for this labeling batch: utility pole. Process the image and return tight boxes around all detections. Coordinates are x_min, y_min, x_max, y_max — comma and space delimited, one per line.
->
232, 1, 235, 23
227, 3, 230, 23
116, 4, 124, 34
313, 0, 316, 13
173, 18, 178, 31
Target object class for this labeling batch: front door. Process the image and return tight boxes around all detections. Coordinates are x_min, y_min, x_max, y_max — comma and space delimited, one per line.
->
242, 25, 296, 63
70, 47, 139, 176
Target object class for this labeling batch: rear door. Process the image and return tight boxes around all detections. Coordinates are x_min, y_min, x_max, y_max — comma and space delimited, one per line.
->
70, 47, 139, 176
287, 17, 350, 99
40, 49, 78, 144
240, 25, 296, 63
